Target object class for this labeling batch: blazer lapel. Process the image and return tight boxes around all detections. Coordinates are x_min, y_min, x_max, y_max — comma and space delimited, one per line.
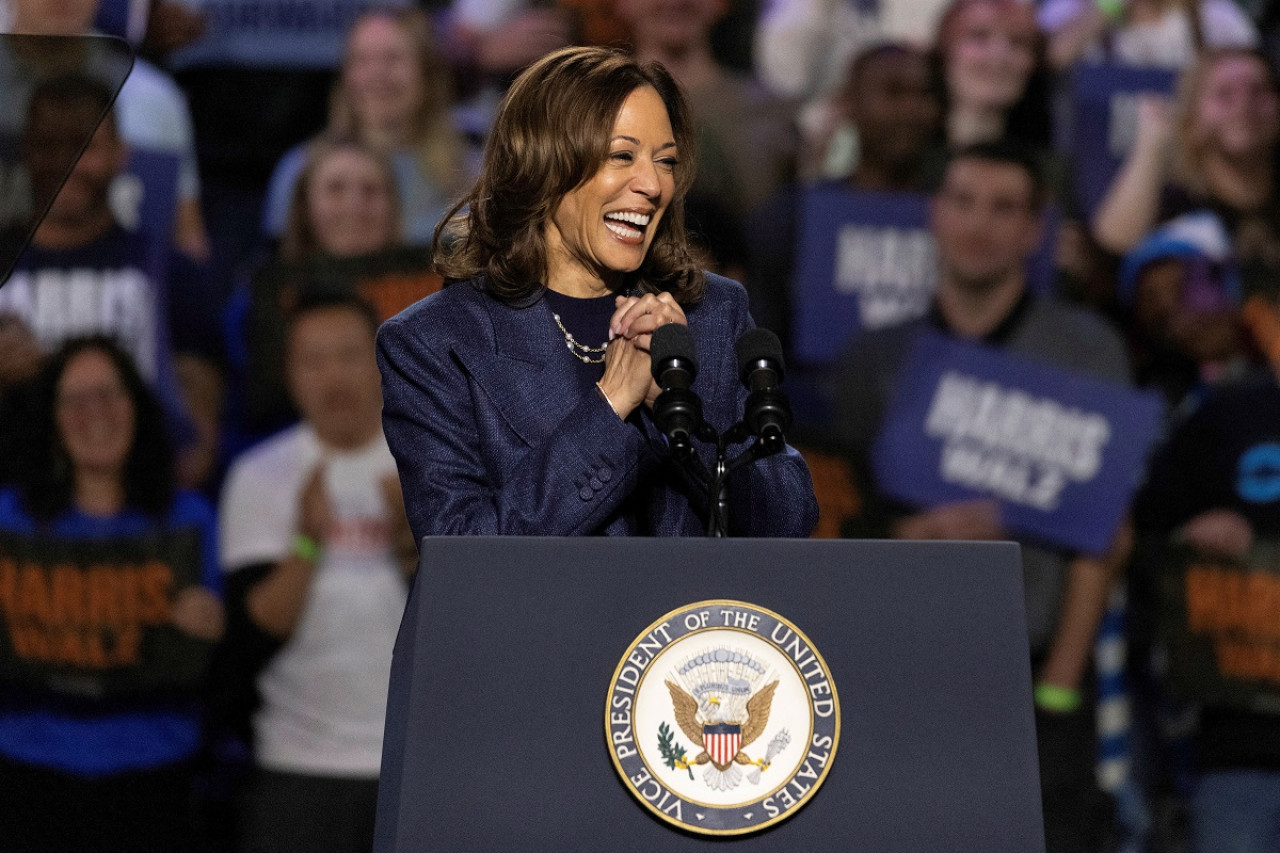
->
453, 294, 581, 447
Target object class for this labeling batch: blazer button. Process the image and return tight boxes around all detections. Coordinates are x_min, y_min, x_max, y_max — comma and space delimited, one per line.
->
597, 467, 612, 483
589, 477, 603, 490
579, 487, 594, 501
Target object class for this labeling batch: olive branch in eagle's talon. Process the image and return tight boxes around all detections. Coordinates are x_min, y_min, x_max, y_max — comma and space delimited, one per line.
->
657, 722, 695, 779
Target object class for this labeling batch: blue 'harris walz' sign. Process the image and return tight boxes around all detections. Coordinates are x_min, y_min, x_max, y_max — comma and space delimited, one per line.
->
1063, 63, 1177, 218
792, 186, 1056, 366
873, 332, 1165, 555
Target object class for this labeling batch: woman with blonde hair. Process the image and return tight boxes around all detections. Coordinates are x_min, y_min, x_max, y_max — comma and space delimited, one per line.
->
278, 137, 403, 262
262, 7, 470, 245
1092, 46, 1280, 284
231, 137, 440, 442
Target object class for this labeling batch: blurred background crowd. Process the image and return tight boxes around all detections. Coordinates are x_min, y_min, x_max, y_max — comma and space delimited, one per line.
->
1, 0, 1280, 850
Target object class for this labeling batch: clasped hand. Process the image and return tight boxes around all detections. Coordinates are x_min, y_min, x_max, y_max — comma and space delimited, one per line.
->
596, 292, 687, 419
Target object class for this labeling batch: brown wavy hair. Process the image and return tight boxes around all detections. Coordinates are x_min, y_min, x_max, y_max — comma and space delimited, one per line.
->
434, 46, 706, 305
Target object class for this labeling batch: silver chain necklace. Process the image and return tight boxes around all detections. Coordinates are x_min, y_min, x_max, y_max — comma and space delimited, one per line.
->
551, 311, 608, 364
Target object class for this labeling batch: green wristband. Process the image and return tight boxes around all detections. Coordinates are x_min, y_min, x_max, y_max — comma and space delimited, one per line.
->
292, 534, 322, 562
1094, 0, 1125, 21
1034, 683, 1082, 713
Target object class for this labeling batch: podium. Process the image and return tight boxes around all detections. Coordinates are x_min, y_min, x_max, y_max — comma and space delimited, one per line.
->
374, 538, 1045, 852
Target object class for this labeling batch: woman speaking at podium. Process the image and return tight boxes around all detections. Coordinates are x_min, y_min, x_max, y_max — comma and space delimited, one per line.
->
377, 46, 817, 539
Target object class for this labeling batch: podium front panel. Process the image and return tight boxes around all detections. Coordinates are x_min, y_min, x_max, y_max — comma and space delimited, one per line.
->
375, 537, 1044, 852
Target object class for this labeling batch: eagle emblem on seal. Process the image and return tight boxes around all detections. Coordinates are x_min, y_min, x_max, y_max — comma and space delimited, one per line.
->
661, 647, 789, 791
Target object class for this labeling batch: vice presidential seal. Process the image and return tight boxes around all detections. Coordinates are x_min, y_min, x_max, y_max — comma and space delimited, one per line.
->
606, 600, 840, 835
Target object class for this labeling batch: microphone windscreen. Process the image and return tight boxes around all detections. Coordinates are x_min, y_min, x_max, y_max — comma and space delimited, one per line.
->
650, 323, 697, 380
735, 328, 785, 382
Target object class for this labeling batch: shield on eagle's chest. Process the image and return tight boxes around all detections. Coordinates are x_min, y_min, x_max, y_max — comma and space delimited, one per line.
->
704, 723, 742, 766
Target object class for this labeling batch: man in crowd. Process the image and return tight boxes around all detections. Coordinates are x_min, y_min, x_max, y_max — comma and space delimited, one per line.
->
0, 74, 219, 484
217, 293, 414, 853
828, 140, 1131, 853
745, 42, 943, 352
6, 0, 210, 259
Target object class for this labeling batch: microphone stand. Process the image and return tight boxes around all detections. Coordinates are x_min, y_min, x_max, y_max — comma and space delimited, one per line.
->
651, 325, 791, 537
664, 416, 785, 538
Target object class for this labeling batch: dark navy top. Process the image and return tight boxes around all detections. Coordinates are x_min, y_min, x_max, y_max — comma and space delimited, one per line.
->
541, 288, 616, 394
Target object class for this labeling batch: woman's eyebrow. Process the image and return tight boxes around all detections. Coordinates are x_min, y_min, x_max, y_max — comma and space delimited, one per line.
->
612, 135, 678, 151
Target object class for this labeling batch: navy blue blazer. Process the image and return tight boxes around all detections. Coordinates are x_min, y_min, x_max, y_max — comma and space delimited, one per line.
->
377, 273, 818, 539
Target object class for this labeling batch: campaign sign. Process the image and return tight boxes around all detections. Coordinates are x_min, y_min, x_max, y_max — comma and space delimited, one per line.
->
0, 139, 189, 441
0, 529, 212, 699
872, 332, 1164, 554
793, 188, 935, 366
1063, 63, 1177, 218
1159, 539, 1280, 713
792, 187, 1057, 366
171, 0, 407, 69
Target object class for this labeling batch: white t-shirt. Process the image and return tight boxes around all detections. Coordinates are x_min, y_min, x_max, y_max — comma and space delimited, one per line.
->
219, 423, 409, 778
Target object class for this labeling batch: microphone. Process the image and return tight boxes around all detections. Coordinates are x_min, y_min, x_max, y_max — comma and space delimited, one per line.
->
735, 328, 792, 451
650, 323, 702, 449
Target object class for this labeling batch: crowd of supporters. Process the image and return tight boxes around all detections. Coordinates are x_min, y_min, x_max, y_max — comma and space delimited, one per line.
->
2, 0, 1280, 850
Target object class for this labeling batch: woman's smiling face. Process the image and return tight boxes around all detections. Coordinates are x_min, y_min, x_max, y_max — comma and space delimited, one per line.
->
55, 348, 136, 479
943, 0, 1038, 113
306, 146, 398, 257
345, 14, 423, 133
1194, 54, 1280, 160
543, 85, 679, 295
